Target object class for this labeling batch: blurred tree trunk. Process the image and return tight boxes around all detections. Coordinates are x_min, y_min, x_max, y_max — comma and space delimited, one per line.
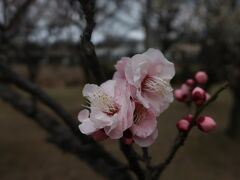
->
226, 61, 240, 138
227, 91, 240, 138
142, 0, 152, 49
26, 58, 40, 114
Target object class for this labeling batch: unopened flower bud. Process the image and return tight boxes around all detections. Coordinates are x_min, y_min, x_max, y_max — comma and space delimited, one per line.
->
184, 114, 193, 122
195, 71, 208, 84
122, 137, 134, 145
92, 129, 108, 141
192, 87, 206, 106
174, 89, 187, 101
177, 119, 190, 132
197, 116, 216, 133
186, 79, 195, 87
175, 84, 190, 102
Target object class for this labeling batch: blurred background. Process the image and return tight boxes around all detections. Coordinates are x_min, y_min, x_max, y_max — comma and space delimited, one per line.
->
0, 0, 240, 179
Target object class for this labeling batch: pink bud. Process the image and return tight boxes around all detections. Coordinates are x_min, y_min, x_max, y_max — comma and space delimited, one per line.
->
186, 79, 195, 87
197, 116, 216, 133
180, 84, 190, 95
192, 87, 206, 106
177, 119, 190, 132
195, 71, 208, 84
122, 137, 134, 145
122, 129, 134, 145
184, 114, 193, 122
92, 129, 108, 141
174, 89, 187, 102
175, 84, 190, 102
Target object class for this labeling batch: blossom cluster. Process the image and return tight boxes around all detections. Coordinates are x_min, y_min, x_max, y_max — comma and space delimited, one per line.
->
78, 48, 175, 147
174, 71, 216, 133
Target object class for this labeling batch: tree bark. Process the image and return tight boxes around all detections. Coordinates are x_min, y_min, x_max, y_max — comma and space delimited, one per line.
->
227, 91, 240, 138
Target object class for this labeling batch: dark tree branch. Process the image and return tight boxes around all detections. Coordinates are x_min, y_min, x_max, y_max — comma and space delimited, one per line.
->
5, 0, 36, 39
78, 0, 105, 84
120, 142, 145, 180
0, 61, 87, 142
152, 83, 229, 179
0, 85, 132, 180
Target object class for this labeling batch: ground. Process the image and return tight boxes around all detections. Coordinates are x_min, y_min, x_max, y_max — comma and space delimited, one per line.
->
0, 85, 239, 180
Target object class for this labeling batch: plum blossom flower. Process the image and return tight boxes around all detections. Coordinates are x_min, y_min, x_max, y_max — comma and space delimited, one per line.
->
114, 48, 175, 115
78, 79, 135, 139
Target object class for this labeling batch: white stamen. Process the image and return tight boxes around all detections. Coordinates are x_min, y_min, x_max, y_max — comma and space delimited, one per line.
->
86, 89, 119, 116
142, 76, 173, 95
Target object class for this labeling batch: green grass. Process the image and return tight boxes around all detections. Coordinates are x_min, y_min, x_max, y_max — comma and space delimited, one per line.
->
0, 85, 239, 180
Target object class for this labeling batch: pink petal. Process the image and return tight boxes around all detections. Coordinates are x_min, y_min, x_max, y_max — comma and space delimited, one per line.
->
136, 90, 150, 108
113, 57, 129, 79
82, 84, 99, 97
78, 109, 89, 122
125, 54, 149, 87
100, 80, 116, 97
144, 48, 175, 80
91, 111, 116, 128
79, 120, 96, 135
133, 128, 158, 147
131, 108, 157, 138
143, 91, 173, 115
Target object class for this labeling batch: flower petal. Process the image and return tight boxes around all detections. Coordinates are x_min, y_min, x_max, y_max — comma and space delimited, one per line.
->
113, 57, 129, 79
125, 54, 149, 87
144, 48, 175, 80
82, 84, 99, 97
100, 80, 116, 97
78, 109, 89, 122
79, 120, 96, 135
131, 109, 157, 138
91, 111, 114, 128
133, 128, 158, 147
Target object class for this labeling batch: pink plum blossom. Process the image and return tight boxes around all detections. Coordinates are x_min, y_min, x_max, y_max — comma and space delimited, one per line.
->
114, 48, 175, 115
78, 79, 135, 139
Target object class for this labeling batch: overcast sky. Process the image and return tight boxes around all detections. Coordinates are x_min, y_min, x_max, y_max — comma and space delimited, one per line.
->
0, 0, 209, 44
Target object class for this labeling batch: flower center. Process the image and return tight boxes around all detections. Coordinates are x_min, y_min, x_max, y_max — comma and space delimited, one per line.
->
141, 75, 172, 95
87, 89, 119, 116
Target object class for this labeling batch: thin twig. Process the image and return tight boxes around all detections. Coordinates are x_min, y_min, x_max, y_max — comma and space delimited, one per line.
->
152, 83, 229, 179
142, 147, 152, 169
142, 147, 153, 180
